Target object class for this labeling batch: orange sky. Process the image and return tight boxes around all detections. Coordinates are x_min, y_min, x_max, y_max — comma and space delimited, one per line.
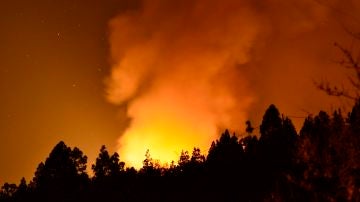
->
107, 0, 360, 168
0, 0, 359, 183
0, 0, 139, 184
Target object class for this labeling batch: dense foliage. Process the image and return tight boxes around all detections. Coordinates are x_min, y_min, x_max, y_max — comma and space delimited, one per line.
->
1, 101, 360, 202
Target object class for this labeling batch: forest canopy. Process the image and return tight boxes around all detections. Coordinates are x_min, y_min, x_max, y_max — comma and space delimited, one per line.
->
1, 100, 360, 202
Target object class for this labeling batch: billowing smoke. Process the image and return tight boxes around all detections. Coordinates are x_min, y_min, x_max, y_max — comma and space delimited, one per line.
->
106, 0, 360, 168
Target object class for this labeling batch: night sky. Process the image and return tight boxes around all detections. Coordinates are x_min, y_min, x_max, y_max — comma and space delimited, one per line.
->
1, 0, 359, 184
0, 0, 139, 183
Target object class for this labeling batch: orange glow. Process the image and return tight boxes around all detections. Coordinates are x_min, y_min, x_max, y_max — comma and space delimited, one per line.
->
106, 0, 257, 167
2, 0, 360, 184
106, 0, 360, 167
117, 85, 252, 168
118, 96, 217, 168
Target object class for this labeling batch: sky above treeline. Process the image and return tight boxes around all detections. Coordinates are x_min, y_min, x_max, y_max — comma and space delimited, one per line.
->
0, 0, 359, 183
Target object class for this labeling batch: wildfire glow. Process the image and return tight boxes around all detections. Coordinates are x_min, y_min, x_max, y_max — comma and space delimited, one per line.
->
111, 63, 254, 168
119, 91, 218, 168
106, 0, 358, 167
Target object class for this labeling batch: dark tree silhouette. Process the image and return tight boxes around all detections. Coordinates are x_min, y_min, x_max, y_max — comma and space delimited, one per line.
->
90, 145, 126, 202
92, 145, 125, 179
191, 147, 205, 164
260, 104, 283, 140
30, 141, 88, 202
2, 102, 360, 202
258, 104, 299, 201
139, 149, 161, 178
295, 101, 360, 201
178, 150, 190, 168
245, 120, 254, 134
0, 183, 17, 201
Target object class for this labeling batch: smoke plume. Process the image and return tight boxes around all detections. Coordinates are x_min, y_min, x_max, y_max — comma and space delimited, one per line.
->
106, 0, 360, 167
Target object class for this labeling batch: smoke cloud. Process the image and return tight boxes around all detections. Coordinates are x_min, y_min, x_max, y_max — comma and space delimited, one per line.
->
106, 0, 360, 167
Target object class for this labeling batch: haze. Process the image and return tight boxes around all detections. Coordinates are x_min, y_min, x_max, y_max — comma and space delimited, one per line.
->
0, 0, 359, 183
